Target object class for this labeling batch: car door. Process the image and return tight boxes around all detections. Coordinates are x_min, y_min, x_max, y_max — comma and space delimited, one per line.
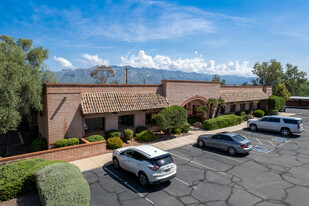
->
127, 151, 144, 174
268, 117, 281, 131
220, 135, 234, 150
208, 134, 223, 149
258, 117, 270, 130
120, 149, 135, 171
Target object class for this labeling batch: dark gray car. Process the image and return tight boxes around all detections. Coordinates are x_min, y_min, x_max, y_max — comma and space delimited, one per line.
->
197, 132, 253, 155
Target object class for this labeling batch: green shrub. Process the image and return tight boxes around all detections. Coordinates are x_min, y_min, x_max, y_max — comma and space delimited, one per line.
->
0, 159, 62, 201
203, 114, 242, 130
172, 128, 182, 135
253, 109, 265, 117
107, 136, 123, 149
271, 110, 279, 115
181, 122, 191, 133
123, 129, 133, 141
245, 110, 253, 115
135, 130, 156, 142
155, 105, 188, 133
187, 116, 202, 125
267, 95, 286, 111
135, 126, 147, 134
243, 114, 253, 121
86, 135, 105, 142
31, 138, 47, 152
54, 138, 79, 148
35, 163, 90, 206
105, 130, 121, 139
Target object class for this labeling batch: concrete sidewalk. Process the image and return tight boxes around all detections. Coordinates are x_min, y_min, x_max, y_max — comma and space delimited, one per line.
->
71, 113, 296, 172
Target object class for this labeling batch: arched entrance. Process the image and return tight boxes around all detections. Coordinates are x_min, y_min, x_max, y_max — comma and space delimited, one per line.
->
181, 95, 208, 117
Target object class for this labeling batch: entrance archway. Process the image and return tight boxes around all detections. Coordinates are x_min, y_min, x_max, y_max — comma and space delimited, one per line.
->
181, 95, 208, 117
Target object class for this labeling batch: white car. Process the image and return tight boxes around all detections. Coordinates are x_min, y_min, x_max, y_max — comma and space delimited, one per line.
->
112, 145, 177, 186
248, 116, 304, 136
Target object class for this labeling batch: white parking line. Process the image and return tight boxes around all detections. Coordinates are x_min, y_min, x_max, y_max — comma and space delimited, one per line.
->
186, 145, 245, 163
104, 167, 157, 206
169, 152, 220, 172
277, 143, 284, 148
256, 138, 263, 145
175, 177, 197, 189
269, 141, 276, 147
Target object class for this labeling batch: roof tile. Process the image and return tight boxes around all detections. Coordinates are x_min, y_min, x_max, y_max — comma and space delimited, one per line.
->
220, 90, 269, 103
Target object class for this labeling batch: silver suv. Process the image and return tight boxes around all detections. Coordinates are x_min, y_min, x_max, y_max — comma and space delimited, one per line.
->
248, 116, 304, 136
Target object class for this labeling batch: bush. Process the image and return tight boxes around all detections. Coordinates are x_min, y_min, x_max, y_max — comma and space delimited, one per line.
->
253, 109, 265, 117
203, 114, 242, 130
267, 95, 286, 111
35, 163, 90, 206
86, 135, 105, 142
181, 122, 191, 133
187, 116, 202, 125
54, 138, 79, 148
271, 110, 279, 115
31, 138, 47, 152
172, 128, 182, 135
245, 110, 253, 115
105, 130, 121, 139
135, 130, 156, 142
123, 129, 133, 141
243, 114, 253, 121
135, 126, 147, 134
155, 105, 188, 133
107, 136, 123, 149
0, 159, 62, 201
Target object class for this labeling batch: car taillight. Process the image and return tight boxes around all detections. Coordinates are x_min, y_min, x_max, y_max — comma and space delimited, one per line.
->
298, 124, 300, 129
241, 145, 247, 148
148, 164, 159, 171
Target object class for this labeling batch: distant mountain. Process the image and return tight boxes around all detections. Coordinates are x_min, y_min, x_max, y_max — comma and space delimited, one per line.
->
53, 66, 254, 85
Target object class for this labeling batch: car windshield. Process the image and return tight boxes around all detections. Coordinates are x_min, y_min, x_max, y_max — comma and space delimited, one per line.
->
152, 154, 173, 167
232, 134, 246, 142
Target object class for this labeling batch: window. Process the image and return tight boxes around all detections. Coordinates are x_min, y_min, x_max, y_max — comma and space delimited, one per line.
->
212, 134, 222, 140
261, 117, 269, 121
269, 118, 280, 123
132, 151, 147, 161
257, 102, 261, 109
221, 107, 225, 114
233, 134, 246, 142
152, 154, 174, 167
249, 103, 253, 110
230, 104, 236, 113
85, 117, 105, 131
240, 103, 246, 111
221, 135, 233, 141
118, 115, 134, 128
146, 112, 158, 124
123, 150, 134, 158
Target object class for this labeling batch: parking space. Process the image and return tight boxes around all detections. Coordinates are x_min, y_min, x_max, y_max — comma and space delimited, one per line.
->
84, 108, 309, 206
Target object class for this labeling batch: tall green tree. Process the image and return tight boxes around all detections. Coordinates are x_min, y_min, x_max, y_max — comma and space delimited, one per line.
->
273, 83, 290, 101
294, 82, 309, 96
283, 64, 307, 95
196, 106, 207, 122
207, 98, 218, 119
212, 75, 226, 85
215, 98, 226, 117
0, 35, 52, 154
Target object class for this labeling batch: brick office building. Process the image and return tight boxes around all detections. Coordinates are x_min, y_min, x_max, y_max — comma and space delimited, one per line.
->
38, 80, 272, 144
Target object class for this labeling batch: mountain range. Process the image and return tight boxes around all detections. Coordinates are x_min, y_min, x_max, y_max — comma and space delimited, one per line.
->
53, 66, 255, 85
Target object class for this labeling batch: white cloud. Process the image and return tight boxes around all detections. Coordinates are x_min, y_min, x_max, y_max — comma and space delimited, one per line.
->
120, 50, 255, 77
53, 56, 73, 68
82, 54, 109, 66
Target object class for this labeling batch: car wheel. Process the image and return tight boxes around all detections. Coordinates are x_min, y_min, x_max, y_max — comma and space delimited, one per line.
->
113, 157, 120, 169
198, 140, 205, 147
281, 128, 290, 136
138, 172, 149, 186
228, 147, 237, 155
250, 124, 257, 131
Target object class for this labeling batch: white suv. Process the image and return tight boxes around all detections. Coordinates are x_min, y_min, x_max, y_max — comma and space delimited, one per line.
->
112, 145, 177, 186
248, 116, 304, 136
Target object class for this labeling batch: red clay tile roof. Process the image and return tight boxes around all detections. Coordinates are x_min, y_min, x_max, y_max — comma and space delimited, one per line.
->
81, 92, 169, 115
220, 90, 269, 103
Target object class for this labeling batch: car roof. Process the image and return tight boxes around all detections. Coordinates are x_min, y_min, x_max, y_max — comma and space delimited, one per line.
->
218, 132, 238, 136
130, 145, 167, 159
264, 115, 302, 120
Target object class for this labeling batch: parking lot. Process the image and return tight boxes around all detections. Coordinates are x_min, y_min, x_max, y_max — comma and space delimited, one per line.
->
83, 108, 309, 206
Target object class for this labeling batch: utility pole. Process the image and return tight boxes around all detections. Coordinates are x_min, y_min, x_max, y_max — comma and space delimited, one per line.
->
124, 67, 130, 84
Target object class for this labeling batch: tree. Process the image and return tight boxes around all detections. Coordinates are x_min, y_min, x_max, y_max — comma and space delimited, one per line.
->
242, 82, 249, 86
91, 65, 115, 84
250, 100, 259, 111
283, 64, 307, 95
251, 59, 284, 89
0, 35, 50, 155
273, 83, 290, 101
155, 105, 188, 134
212, 75, 226, 85
215, 98, 226, 117
196, 106, 207, 122
294, 82, 309, 96
207, 98, 218, 119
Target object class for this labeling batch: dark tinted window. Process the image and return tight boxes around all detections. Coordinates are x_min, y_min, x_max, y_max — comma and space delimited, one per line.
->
212, 134, 222, 139
123, 150, 134, 158
132, 151, 147, 161
233, 134, 246, 142
269, 118, 280, 123
221, 135, 233, 141
283, 119, 298, 124
153, 154, 173, 167
261, 117, 269, 122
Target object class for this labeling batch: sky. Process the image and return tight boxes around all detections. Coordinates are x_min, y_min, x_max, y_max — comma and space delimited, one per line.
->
1, 0, 309, 77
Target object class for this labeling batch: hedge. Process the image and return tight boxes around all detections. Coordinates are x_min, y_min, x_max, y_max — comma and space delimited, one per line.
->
54, 138, 79, 148
267, 95, 285, 111
135, 126, 147, 134
106, 136, 123, 149
123, 129, 133, 141
105, 130, 121, 139
253, 109, 265, 117
35, 163, 90, 206
31, 138, 47, 152
203, 114, 242, 130
181, 122, 191, 133
135, 130, 156, 142
0, 159, 62, 201
86, 135, 105, 142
